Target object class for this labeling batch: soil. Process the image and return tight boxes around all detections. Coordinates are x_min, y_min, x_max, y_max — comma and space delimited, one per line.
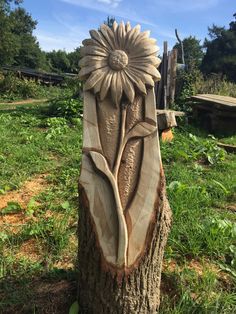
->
0, 99, 48, 106
0, 174, 48, 234
0, 174, 48, 210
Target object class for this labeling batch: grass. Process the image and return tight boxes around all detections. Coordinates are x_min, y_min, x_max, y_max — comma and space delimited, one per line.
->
0, 104, 235, 313
196, 76, 236, 98
218, 134, 236, 146
160, 124, 236, 313
0, 103, 82, 313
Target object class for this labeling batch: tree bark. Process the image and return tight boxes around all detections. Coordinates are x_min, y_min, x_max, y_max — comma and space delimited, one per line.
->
78, 174, 171, 313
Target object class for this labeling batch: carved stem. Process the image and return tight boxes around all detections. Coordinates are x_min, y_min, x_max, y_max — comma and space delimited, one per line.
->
113, 106, 127, 180
109, 178, 128, 267
112, 105, 129, 267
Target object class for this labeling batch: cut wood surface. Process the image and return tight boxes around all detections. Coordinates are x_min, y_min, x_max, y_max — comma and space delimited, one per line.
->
156, 109, 184, 131
192, 94, 236, 110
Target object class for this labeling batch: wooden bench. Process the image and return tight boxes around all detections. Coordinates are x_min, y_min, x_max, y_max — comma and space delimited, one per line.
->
191, 94, 236, 134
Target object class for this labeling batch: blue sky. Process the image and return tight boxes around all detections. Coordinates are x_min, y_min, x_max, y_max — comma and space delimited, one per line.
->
23, 0, 235, 52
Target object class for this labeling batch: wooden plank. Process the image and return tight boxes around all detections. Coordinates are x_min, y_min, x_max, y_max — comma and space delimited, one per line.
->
156, 109, 185, 116
197, 94, 236, 104
169, 49, 177, 106
166, 51, 171, 108
217, 142, 236, 153
192, 94, 236, 110
162, 41, 168, 110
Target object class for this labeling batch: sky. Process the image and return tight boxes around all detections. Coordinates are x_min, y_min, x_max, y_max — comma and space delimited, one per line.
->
22, 0, 235, 52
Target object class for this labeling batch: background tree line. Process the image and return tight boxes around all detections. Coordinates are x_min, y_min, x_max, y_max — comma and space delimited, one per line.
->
0, 0, 80, 73
0, 1, 235, 82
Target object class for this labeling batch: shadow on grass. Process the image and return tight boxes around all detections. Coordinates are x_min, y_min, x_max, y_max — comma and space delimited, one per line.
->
0, 269, 77, 314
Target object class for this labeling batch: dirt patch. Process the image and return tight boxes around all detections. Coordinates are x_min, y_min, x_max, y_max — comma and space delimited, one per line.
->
226, 204, 236, 213
15, 238, 43, 262
0, 98, 48, 106
0, 174, 48, 210
0, 212, 31, 234
163, 258, 220, 275
0, 174, 48, 233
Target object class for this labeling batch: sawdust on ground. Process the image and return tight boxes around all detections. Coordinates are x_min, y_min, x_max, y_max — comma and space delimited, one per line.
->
0, 174, 48, 233
0, 174, 48, 210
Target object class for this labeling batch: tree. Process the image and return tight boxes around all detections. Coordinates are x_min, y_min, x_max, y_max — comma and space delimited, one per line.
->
9, 7, 44, 68
46, 50, 71, 73
68, 47, 81, 73
0, 0, 21, 66
0, 1, 47, 69
173, 36, 204, 69
104, 16, 116, 28
201, 14, 236, 82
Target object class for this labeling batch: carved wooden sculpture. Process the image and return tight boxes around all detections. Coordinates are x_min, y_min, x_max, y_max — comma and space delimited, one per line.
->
78, 21, 172, 313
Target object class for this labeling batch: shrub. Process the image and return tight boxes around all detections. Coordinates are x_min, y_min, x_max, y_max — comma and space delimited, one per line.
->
174, 68, 202, 113
195, 74, 236, 97
174, 70, 236, 113
48, 96, 83, 119
0, 72, 67, 101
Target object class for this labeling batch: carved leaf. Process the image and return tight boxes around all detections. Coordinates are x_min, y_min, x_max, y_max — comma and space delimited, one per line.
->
126, 121, 157, 141
89, 151, 112, 178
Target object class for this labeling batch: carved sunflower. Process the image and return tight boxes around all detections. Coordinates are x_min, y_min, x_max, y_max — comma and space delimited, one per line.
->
79, 21, 161, 105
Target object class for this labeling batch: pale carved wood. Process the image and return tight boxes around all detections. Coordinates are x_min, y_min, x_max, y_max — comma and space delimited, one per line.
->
79, 21, 171, 273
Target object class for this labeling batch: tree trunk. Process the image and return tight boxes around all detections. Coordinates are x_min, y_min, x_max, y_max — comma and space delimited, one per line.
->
78, 178, 171, 313
77, 21, 172, 313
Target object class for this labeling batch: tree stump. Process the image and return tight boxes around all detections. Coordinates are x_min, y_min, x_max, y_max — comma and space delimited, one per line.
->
78, 21, 172, 313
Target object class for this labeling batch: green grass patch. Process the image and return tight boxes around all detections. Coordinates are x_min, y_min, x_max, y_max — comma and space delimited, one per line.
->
0, 104, 235, 313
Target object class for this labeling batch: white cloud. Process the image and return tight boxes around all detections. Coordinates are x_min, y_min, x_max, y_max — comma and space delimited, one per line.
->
157, 0, 219, 12
59, 0, 179, 42
97, 0, 122, 8
60, 0, 155, 26
36, 32, 78, 51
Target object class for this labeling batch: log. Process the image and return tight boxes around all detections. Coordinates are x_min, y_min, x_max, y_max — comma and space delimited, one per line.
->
217, 142, 236, 153
156, 109, 185, 131
78, 21, 172, 313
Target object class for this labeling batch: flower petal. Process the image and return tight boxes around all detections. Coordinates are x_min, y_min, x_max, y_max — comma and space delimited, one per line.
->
130, 55, 161, 67
79, 62, 108, 80
83, 68, 108, 90
126, 21, 131, 32
90, 29, 110, 52
131, 44, 159, 58
125, 24, 141, 50
111, 72, 123, 106
79, 55, 107, 67
138, 30, 150, 40
128, 67, 155, 87
117, 21, 126, 49
82, 38, 96, 46
80, 46, 108, 57
125, 68, 147, 95
100, 70, 113, 100
121, 71, 135, 103
130, 64, 161, 81
112, 21, 118, 32
100, 24, 116, 50
93, 76, 104, 94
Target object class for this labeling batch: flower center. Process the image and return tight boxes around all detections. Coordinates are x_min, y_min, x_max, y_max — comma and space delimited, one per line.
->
109, 50, 128, 71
